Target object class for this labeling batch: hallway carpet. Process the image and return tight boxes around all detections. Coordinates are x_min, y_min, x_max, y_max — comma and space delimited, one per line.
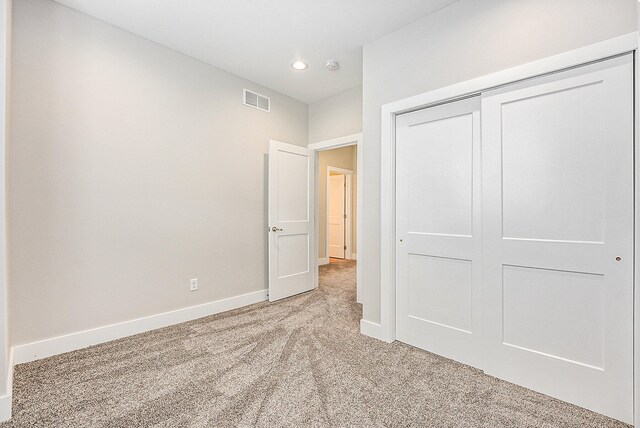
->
2, 260, 629, 427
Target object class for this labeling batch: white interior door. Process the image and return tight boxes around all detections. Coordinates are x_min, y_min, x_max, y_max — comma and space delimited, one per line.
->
481, 55, 633, 423
328, 174, 346, 259
396, 97, 482, 368
268, 140, 315, 302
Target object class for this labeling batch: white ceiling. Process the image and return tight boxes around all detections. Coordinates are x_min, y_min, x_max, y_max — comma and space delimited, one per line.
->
54, 0, 460, 104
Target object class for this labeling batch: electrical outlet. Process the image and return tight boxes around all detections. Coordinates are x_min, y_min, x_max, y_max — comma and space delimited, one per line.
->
190, 278, 198, 291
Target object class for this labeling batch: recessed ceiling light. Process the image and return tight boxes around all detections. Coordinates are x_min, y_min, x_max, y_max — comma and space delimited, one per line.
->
291, 61, 308, 70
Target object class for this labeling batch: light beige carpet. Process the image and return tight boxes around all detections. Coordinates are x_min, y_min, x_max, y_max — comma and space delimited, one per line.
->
1, 259, 629, 427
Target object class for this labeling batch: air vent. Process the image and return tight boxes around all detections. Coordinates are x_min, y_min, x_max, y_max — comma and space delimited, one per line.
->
243, 89, 270, 112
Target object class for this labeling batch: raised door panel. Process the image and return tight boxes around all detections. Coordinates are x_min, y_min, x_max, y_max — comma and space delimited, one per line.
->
407, 254, 473, 333
277, 151, 310, 223
405, 113, 473, 237
501, 82, 605, 243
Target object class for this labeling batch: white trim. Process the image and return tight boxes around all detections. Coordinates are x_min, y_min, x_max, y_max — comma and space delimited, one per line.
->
5, 348, 11, 396
326, 166, 353, 261
309, 133, 361, 151
318, 257, 329, 266
374, 32, 640, 346
0, 0, 11, 422
382, 32, 638, 117
350, 253, 357, 260
310, 133, 363, 304
0, 348, 12, 422
359, 319, 386, 342
0, 390, 10, 422
13, 289, 268, 364
634, 26, 640, 428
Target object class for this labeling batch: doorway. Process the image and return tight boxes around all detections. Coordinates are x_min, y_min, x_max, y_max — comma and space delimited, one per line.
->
317, 148, 356, 266
327, 167, 353, 261
308, 133, 363, 303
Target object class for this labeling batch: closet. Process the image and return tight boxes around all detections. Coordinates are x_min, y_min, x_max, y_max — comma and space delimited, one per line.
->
395, 54, 633, 423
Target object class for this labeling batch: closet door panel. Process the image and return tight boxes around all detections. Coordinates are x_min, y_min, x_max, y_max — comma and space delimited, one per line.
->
481, 54, 633, 424
396, 97, 482, 368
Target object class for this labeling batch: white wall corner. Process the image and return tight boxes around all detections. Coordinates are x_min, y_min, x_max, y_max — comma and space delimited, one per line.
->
13, 289, 268, 364
318, 258, 329, 266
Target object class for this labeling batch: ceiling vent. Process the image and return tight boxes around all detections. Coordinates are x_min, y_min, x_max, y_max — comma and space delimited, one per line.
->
243, 89, 270, 112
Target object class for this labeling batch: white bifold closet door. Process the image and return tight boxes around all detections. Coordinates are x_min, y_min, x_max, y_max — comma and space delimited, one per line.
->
396, 97, 482, 368
481, 54, 633, 423
395, 54, 633, 423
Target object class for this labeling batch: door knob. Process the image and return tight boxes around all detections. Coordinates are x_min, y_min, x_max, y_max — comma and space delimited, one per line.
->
271, 226, 283, 232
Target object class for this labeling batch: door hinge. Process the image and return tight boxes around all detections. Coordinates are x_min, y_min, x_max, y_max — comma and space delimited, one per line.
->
344, 245, 347, 250
344, 214, 347, 219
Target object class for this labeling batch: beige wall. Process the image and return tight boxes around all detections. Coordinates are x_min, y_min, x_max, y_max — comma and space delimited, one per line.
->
308, 86, 362, 144
317, 146, 357, 260
9, 0, 308, 345
361, 0, 637, 323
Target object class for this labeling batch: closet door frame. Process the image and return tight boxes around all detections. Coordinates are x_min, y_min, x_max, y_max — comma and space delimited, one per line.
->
368, 31, 639, 423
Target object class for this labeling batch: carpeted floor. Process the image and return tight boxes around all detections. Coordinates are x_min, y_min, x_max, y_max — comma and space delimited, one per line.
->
2, 259, 630, 427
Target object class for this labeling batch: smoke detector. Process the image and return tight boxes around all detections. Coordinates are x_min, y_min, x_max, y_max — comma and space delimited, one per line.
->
324, 60, 339, 71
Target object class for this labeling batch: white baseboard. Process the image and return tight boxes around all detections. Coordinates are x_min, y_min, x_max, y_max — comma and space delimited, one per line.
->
13, 289, 268, 365
360, 319, 390, 343
0, 392, 10, 422
350, 253, 357, 260
318, 258, 329, 266
0, 348, 14, 422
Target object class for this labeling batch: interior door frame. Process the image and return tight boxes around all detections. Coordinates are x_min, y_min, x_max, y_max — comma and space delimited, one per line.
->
365, 31, 639, 422
309, 133, 363, 303
326, 166, 353, 261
